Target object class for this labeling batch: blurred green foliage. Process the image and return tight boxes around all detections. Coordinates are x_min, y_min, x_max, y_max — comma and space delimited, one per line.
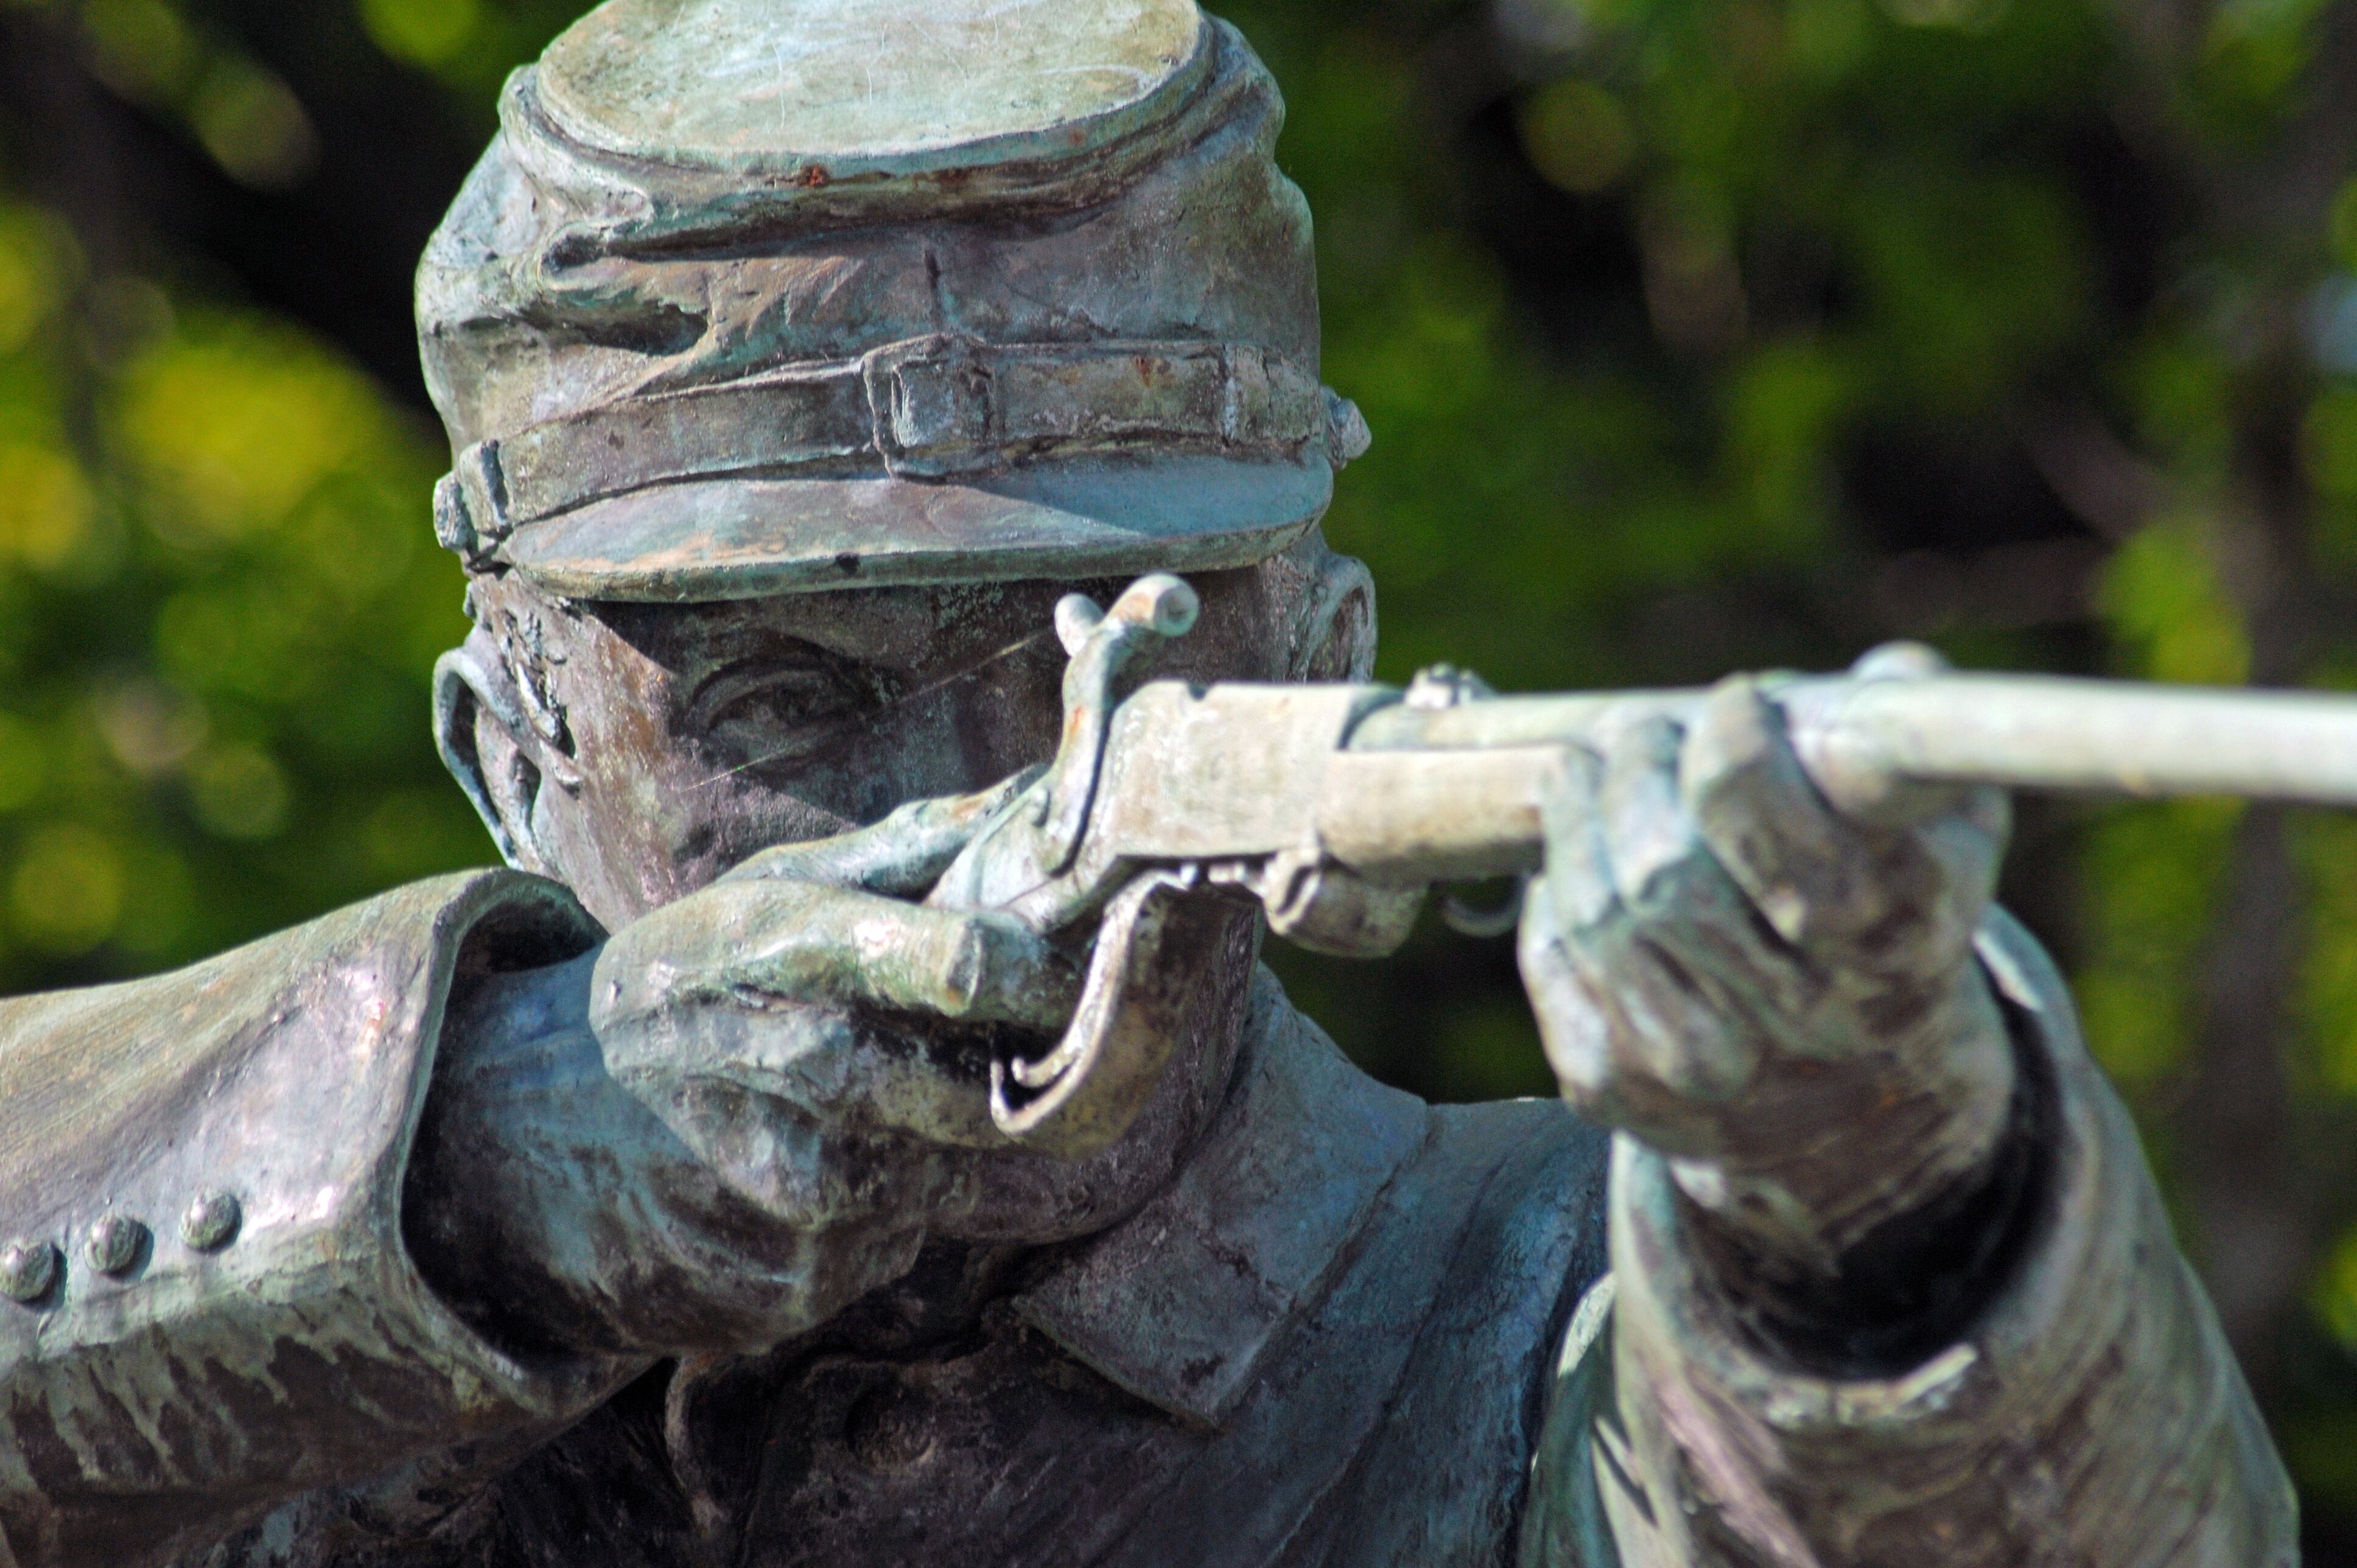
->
0, 203, 477, 988
7, 0, 2357, 1544
1231, 0, 2357, 1528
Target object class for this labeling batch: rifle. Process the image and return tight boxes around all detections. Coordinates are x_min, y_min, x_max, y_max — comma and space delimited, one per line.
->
924, 575, 2357, 1157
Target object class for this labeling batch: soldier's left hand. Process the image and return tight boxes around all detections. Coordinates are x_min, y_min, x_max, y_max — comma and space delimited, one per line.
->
1516, 663, 2019, 1265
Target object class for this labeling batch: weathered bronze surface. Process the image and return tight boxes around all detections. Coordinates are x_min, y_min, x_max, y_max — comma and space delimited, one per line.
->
0, 1, 2299, 1564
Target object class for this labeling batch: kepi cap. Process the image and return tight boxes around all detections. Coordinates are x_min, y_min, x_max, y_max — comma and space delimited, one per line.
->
415, 0, 1367, 601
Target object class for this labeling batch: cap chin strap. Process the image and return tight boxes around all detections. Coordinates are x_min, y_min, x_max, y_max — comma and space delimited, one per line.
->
434, 334, 1370, 569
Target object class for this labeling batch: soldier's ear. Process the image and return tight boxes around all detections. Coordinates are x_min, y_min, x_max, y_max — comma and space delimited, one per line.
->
1286, 539, 1378, 684
435, 632, 558, 877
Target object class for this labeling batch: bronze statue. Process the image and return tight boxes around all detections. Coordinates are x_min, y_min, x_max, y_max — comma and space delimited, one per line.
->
0, 1, 2298, 1563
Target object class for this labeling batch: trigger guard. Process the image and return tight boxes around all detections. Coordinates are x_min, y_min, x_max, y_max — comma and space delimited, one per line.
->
989, 869, 1224, 1159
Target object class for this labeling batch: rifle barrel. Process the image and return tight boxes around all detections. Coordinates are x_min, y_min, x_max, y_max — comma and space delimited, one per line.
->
1347, 674, 2357, 807
1312, 675, 2357, 883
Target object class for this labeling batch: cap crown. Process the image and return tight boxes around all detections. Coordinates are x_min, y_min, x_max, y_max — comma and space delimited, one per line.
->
535, 0, 1207, 178
415, 0, 1359, 600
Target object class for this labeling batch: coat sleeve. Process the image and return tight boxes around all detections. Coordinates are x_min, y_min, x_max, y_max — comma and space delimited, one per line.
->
0, 870, 639, 1568
1523, 908, 2299, 1567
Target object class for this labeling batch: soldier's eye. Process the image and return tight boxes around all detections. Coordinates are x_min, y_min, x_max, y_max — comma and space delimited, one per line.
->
690, 656, 898, 753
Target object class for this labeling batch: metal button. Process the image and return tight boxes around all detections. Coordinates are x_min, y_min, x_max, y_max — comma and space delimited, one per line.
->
181, 1191, 240, 1252
0, 1240, 58, 1303
86, 1214, 147, 1275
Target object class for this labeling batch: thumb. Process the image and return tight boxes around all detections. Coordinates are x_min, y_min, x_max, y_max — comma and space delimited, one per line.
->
720, 770, 1040, 896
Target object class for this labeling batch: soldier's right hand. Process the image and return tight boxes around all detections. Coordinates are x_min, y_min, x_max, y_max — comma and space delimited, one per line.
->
592, 773, 1080, 1155
408, 774, 1087, 1357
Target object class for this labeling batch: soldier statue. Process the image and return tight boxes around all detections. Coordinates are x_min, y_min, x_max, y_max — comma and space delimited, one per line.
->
0, 1, 2299, 1563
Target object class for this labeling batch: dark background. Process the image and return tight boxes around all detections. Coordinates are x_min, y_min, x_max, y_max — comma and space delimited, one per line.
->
4, 0, 2357, 1549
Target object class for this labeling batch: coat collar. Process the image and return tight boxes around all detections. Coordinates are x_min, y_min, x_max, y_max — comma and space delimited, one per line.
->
1010, 970, 1429, 1428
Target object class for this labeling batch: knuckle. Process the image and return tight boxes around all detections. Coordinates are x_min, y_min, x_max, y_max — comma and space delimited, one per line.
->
1645, 1017, 1758, 1103
1599, 710, 1685, 779
1611, 933, 1762, 1087
1687, 675, 1782, 770
1613, 824, 1722, 929
1850, 640, 1949, 681
1530, 968, 1613, 1097
1537, 746, 1603, 833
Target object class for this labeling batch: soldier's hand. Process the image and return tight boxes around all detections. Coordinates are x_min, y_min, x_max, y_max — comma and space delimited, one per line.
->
1516, 663, 2019, 1269
410, 774, 1088, 1359
590, 771, 1081, 1164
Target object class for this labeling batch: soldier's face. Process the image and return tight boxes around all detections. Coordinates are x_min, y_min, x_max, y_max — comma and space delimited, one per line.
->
446, 558, 1350, 1245
459, 565, 1300, 929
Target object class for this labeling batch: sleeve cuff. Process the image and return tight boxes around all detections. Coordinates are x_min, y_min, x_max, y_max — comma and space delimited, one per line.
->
0, 870, 637, 1565
1598, 908, 2297, 1567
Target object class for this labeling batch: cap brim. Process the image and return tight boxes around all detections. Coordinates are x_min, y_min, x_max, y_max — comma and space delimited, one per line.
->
499, 453, 1333, 601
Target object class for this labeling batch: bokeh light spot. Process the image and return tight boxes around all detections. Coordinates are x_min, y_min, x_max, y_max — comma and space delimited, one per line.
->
1877, 0, 2009, 29
0, 713, 44, 813
186, 743, 290, 839
119, 320, 373, 539
2096, 517, 2253, 687
1519, 79, 1636, 195
359, 0, 481, 67
79, 0, 198, 106
2317, 1223, 2357, 1348
0, 441, 94, 571
0, 209, 62, 355
93, 682, 208, 777
10, 822, 125, 955
189, 58, 319, 191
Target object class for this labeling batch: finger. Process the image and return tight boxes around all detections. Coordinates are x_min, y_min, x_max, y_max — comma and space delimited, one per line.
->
1582, 912, 1763, 1118
1523, 729, 1763, 1130
735, 885, 1080, 1029
603, 881, 1081, 1035
1529, 743, 1696, 1105
1596, 713, 1697, 920
1536, 744, 1614, 930
1523, 752, 1621, 1110
1849, 640, 1949, 682
720, 769, 1040, 895
1529, 910, 1757, 1154
1885, 794, 2009, 986
1597, 710, 1793, 989
1846, 644, 2014, 963
1679, 675, 1866, 948
1518, 872, 1613, 1103
677, 1003, 1009, 1152
1683, 676, 2008, 978
598, 991, 1013, 1232
1591, 711, 1796, 1096
1798, 642, 1973, 825
1522, 884, 1746, 1137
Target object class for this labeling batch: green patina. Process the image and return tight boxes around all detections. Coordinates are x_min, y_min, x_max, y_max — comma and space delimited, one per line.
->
536, 0, 1208, 174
